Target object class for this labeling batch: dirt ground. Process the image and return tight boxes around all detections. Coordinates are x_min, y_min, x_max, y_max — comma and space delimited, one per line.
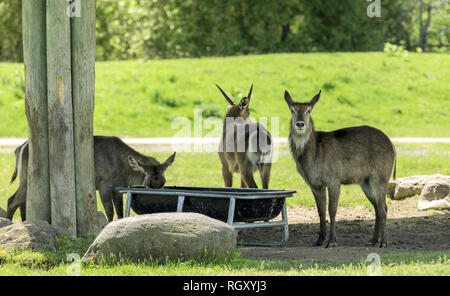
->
238, 198, 450, 262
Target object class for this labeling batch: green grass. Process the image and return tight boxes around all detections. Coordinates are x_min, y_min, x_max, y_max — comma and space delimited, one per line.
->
1, 145, 449, 216
0, 146, 449, 275
0, 52, 449, 138
0, 244, 448, 275
0, 52, 449, 275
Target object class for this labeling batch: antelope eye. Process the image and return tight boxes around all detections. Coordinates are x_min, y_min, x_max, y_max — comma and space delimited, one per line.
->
305, 108, 311, 114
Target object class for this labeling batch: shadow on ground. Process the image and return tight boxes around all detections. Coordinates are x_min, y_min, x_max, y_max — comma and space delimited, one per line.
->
238, 199, 450, 262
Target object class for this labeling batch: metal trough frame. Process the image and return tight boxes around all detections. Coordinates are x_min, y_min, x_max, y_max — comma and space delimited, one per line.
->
118, 187, 296, 247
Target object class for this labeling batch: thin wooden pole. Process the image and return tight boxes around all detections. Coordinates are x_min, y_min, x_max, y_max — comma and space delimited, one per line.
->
23, 0, 51, 223
46, 0, 77, 238
71, 0, 98, 236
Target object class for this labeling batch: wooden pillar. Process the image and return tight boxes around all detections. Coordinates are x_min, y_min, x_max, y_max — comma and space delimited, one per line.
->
71, 0, 98, 236
47, 0, 77, 238
23, 0, 97, 238
23, 0, 51, 223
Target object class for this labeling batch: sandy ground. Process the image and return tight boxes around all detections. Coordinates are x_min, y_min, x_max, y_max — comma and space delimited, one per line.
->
238, 198, 450, 262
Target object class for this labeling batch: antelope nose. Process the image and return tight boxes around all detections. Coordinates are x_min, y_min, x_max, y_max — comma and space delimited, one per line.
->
296, 121, 305, 129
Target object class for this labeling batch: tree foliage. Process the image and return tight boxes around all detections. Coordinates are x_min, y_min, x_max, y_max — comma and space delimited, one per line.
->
0, 0, 448, 62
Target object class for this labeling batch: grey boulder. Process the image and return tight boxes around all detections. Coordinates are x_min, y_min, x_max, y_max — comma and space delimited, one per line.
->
0, 206, 5, 218
83, 212, 237, 263
418, 180, 450, 210
0, 220, 57, 251
0, 218, 12, 229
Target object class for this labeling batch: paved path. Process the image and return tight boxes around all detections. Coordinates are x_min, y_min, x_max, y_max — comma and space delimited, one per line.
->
0, 137, 449, 147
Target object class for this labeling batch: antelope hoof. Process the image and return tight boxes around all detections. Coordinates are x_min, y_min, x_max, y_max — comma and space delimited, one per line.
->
366, 238, 378, 247
313, 237, 325, 247
326, 242, 337, 248
378, 241, 388, 248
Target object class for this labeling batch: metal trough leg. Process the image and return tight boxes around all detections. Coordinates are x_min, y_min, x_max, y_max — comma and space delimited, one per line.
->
125, 192, 132, 218
235, 198, 289, 247
227, 196, 236, 225
177, 195, 185, 212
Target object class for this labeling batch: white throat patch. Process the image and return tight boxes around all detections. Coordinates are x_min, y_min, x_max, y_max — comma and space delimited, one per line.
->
292, 132, 311, 153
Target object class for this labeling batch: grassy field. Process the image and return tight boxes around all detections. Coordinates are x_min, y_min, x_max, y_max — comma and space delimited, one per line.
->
0, 52, 449, 138
0, 52, 449, 276
0, 238, 448, 275
0, 143, 449, 275
1, 143, 449, 214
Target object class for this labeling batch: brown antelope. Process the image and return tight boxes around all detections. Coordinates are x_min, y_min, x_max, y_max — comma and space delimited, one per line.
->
284, 90, 396, 248
216, 84, 272, 189
7, 136, 176, 222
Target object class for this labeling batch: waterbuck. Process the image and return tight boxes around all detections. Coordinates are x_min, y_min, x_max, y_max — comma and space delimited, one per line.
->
216, 84, 272, 189
284, 90, 396, 248
6, 136, 176, 222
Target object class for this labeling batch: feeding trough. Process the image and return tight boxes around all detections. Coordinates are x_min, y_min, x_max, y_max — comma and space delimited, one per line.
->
118, 186, 296, 247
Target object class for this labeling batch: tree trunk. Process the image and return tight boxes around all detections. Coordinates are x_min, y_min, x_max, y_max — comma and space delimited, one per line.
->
23, 0, 51, 223
419, 0, 432, 52
46, 0, 77, 238
71, 0, 98, 236
281, 24, 290, 43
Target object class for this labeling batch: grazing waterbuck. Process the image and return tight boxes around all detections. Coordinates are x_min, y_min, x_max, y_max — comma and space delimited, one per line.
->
216, 84, 272, 189
284, 90, 396, 248
6, 136, 176, 222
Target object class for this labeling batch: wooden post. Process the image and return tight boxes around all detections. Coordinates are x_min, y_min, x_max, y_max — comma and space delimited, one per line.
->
71, 0, 98, 236
47, 0, 77, 238
23, 0, 51, 223
23, 0, 97, 237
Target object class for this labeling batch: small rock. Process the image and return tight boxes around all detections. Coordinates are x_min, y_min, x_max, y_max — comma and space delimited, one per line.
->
0, 220, 57, 251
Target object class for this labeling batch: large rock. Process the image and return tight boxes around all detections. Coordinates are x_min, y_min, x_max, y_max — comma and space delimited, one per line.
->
418, 180, 450, 210
388, 175, 449, 200
0, 206, 6, 218
83, 212, 237, 263
0, 218, 12, 229
0, 220, 57, 251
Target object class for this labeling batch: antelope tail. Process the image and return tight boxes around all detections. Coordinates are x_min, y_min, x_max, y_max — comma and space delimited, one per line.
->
10, 141, 28, 184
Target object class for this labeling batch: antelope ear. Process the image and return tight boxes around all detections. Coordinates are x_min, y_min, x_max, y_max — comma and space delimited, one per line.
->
247, 84, 253, 100
216, 84, 235, 105
163, 152, 176, 168
309, 90, 321, 108
128, 156, 145, 173
238, 97, 250, 109
284, 90, 294, 106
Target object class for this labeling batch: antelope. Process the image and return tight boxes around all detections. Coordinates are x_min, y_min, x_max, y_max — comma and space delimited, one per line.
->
216, 84, 272, 189
284, 89, 396, 248
7, 136, 176, 222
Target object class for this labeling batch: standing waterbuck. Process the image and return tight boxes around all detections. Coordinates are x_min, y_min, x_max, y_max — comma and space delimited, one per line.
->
284, 90, 396, 248
6, 136, 176, 222
216, 84, 272, 188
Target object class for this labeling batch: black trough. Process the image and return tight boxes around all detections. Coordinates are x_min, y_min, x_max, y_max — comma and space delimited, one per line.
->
118, 186, 296, 246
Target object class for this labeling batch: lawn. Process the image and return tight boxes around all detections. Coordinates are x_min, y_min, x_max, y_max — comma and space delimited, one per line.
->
0, 145, 449, 275
0, 239, 449, 275
0, 52, 449, 276
0, 52, 449, 138
1, 144, 449, 214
